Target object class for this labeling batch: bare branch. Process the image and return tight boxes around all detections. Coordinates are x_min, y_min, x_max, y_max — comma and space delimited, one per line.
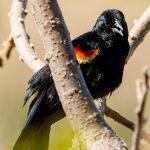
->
131, 67, 149, 150
29, 0, 127, 149
105, 105, 134, 130
7, 1, 150, 149
126, 6, 150, 63
8, 2, 150, 71
9, 0, 45, 72
104, 104, 150, 143
0, 34, 14, 67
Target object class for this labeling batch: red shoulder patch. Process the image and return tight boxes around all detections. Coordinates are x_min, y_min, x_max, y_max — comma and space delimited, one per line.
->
74, 45, 100, 63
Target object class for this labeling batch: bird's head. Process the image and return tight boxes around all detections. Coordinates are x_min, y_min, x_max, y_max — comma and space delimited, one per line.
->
93, 9, 128, 39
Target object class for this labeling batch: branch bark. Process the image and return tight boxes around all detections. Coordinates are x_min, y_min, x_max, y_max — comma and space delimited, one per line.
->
131, 67, 149, 150
9, 0, 45, 72
126, 6, 150, 63
29, 0, 127, 149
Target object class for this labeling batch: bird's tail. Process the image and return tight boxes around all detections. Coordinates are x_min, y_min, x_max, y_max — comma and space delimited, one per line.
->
13, 64, 65, 150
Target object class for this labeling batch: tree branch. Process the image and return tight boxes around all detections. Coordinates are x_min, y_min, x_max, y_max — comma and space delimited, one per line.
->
105, 105, 134, 130
104, 104, 150, 143
131, 67, 149, 150
126, 6, 150, 63
8, 1, 150, 149
0, 34, 14, 67
29, 0, 127, 149
9, 0, 45, 72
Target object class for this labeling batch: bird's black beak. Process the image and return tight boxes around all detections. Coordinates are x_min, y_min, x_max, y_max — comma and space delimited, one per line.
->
111, 20, 124, 36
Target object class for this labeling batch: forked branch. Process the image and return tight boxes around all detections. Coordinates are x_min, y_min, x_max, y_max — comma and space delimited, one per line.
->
8, 0, 150, 149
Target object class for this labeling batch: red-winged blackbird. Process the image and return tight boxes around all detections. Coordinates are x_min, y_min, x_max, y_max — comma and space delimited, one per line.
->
13, 9, 129, 150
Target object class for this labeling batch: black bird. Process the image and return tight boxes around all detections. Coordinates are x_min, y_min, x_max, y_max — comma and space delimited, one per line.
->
13, 9, 129, 150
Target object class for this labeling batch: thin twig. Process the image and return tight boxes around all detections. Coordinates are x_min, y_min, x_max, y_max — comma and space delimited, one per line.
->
0, 34, 14, 67
9, 0, 45, 72
131, 67, 149, 150
104, 105, 150, 143
126, 6, 150, 63
105, 105, 135, 130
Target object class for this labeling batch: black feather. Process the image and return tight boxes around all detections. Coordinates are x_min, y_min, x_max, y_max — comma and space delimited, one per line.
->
13, 65, 64, 150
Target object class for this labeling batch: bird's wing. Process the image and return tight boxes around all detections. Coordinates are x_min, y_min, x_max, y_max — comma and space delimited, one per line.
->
72, 31, 101, 64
